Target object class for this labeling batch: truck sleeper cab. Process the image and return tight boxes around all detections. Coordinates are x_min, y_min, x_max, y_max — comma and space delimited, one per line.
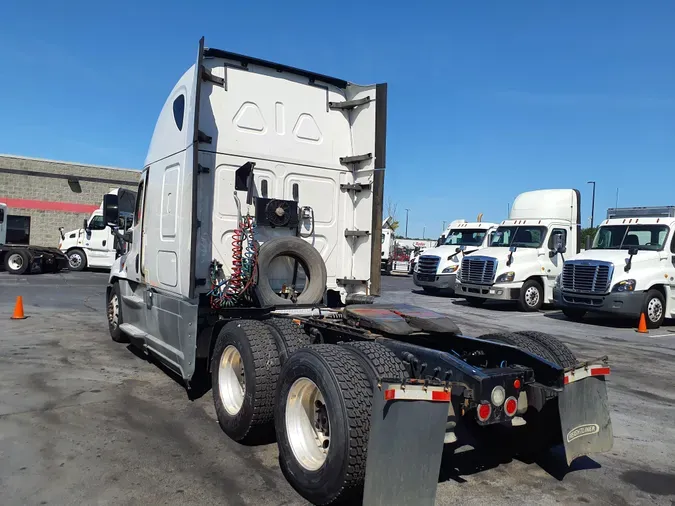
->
555, 216, 675, 328
103, 40, 613, 506
456, 189, 580, 311
413, 220, 497, 293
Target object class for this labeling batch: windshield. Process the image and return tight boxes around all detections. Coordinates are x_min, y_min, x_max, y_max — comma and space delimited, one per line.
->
490, 226, 547, 248
444, 229, 487, 247
592, 225, 669, 251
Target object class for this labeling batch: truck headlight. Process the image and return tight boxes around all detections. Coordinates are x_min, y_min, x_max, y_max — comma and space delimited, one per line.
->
442, 265, 459, 274
612, 279, 636, 292
495, 271, 515, 283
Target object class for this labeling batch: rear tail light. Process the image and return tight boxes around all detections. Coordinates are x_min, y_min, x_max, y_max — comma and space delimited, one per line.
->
477, 403, 492, 422
504, 396, 518, 417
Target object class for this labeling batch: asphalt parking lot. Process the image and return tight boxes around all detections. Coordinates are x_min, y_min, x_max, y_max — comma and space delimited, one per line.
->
1, 271, 674, 505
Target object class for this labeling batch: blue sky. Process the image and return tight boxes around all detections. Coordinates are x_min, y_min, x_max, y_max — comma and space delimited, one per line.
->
1, 1, 673, 239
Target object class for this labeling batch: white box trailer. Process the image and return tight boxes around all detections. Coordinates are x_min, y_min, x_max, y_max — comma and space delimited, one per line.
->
101, 39, 613, 505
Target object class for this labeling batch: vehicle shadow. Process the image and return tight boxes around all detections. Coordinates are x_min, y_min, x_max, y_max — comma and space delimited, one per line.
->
125, 344, 212, 400
438, 443, 600, 484
411, 289, 462, 298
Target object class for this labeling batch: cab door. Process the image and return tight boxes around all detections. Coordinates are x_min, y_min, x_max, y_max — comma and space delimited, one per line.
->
84, 213, 111, 266
117, 171, 148, 331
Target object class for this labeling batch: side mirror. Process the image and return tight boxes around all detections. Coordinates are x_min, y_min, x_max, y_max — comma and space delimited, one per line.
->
103, 194, 120, 228
628, 246, 638, 257
83, 218, 89, 231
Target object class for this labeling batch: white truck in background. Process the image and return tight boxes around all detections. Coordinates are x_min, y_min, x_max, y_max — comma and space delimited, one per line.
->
381, 225, 395, 274
0, 202, 69, 274
58, 188, 136, 271
413, 218, 498, 294
456, 189, 580, 311
555, 207, 675, 328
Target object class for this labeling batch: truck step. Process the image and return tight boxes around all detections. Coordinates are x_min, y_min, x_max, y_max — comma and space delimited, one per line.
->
119, 323, 148, 339
122, 295, 145, 308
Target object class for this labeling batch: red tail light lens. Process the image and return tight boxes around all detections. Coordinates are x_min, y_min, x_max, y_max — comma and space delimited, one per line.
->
477, 403, 491, 421
513, 378, 521, 389
504, 396, 518, 417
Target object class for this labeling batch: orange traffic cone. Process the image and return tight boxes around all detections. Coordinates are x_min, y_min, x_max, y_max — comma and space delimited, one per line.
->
11, 296, 27, 320
636, 312, 648, 334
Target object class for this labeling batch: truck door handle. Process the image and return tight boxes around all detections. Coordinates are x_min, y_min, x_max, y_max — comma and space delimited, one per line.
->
102, 240, 107, 247
135, 254, 139, 273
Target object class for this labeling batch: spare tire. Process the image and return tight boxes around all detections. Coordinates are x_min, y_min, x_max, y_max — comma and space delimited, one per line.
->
255, 236, 327, 306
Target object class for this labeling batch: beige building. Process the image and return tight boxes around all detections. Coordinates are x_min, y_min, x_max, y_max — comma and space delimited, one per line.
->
0, 154, 140, 247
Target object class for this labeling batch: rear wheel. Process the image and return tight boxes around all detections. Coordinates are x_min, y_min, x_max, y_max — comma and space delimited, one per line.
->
4, 250, 29, 275
107, 283, 128, 343
343, 341, 410, 385
512, 331, 576, 368
643, 289, 665, 329
212, 320, 280, 444
275, 345, 373, 505
517, 279, 543, 311
478, 331, 555, 363
562, 307, 587, 322
264, 317, 311, 364
465, 296, 486, 307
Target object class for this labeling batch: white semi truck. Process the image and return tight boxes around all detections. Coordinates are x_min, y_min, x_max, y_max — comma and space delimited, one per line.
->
380, 227, 394, 274
413, 219, 498, 294
555, 208, 675, 329
0, 202, 69, 274
101, 40, 612, 505
456, 189, 580, 311
58, 188, 136, 271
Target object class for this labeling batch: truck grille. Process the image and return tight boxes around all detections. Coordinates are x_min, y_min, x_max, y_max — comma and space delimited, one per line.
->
561, 261, 613, 294
460, 256, 497, 285
417, 256, 440, 275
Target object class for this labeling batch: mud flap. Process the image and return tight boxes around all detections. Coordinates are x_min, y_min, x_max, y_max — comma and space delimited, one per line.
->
363, 383, 448, 506
558, 375, 613, 465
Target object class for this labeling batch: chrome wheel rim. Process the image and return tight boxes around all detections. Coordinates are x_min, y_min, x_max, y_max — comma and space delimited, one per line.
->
108, 293, 119, 329
647, 297, 663, 323
219, 346, 246, 415
286, 378, 330, 471
68, 252, 83, 269
7, 253, 24, 271
525, 286, 540, 307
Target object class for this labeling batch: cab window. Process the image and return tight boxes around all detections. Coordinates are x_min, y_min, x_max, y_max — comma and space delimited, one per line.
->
134, 180, 145, 225
548, 228, 567, 249
88, 215, 106, 230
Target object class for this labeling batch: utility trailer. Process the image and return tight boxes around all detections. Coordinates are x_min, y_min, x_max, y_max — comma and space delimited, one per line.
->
102, 38, 613, 505
0, 202, 69, 274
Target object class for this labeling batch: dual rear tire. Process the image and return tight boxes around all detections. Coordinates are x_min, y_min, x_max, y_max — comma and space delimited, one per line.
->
210, 321, 405, 505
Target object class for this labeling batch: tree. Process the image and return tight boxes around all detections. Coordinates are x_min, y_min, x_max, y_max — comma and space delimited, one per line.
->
386, 198, 400, 232
580, 227, 598, 249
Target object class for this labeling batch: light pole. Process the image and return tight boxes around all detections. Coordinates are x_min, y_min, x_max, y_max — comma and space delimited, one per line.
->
405, 208, 410, 238
587, 181, 596, 229
423, 225, 426, 239
442, 220, 446, 231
